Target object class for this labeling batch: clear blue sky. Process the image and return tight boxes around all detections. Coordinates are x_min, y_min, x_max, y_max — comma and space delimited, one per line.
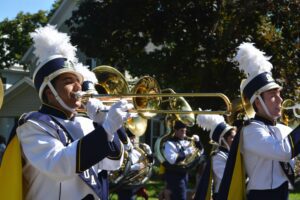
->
0, 0, 56, 21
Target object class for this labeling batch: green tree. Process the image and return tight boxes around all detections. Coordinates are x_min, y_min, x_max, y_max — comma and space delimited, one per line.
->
0, 0, 63, 70
66, 0, 300, 106
0, 12, 48, 69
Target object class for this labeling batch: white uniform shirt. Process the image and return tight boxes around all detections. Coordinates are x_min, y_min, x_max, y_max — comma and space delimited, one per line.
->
164, 139, 191, 164
129, 147, 142, 170
241, 119, 292, 191
212, 149, 228, 193
17, 115, 123, 200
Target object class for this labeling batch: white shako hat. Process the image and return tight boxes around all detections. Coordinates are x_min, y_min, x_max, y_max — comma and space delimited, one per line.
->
31, 24, 84, 102
74, 63, 98, 94
234, 42, 281, 118
196, 112, 234, 145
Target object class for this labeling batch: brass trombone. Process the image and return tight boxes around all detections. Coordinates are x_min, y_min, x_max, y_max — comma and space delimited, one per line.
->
75, 91, 232, 116
89, 65, 231, 116
79, 65, 232, 136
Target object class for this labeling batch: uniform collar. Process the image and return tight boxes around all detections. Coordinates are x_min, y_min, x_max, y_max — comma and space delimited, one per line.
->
254, 114, 276, 126
170, 136, 185, 142
218, 146, 229, 153
39, 104, 75, 120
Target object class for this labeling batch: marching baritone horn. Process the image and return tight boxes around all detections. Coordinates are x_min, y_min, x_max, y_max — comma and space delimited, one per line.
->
109, 142, 154, 191
281, 99, 300, 128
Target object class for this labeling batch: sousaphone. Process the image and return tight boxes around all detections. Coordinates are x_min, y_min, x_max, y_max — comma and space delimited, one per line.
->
154, 89, 202, 170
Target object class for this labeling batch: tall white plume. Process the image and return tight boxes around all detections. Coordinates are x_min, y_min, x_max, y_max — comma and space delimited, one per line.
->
30, 24, 78, 65
74, 63, 97, 83
234, 42, 273, 77
196, 112, 225, 132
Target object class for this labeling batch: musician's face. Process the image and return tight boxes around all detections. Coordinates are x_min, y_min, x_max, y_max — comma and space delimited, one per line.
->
225, 129, 236, 147
255, 88, 282, 120
175, 128, 187, 139
45, 73, 82, 115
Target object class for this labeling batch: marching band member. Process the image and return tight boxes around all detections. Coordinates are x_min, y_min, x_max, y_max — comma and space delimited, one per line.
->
117, 129, 153, 200
218, 42, 300, 200
163, 120, 203, 200
16, 25, 133, 200
194, 112, 236, 200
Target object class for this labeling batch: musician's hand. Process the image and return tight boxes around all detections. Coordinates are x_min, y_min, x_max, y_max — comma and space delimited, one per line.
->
184, 146, 194, 156
192, 134, 203, 149
131, 162, 145, 171
102, 100, 134, 140
192, 134, 199, 142
86, 98, 109, 124
139, 162, 145, 169
143, 144, 152, 155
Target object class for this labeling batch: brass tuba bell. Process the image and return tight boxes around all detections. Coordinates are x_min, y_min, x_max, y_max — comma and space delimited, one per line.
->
92, 65, 149, 136
162, 88, 195, 127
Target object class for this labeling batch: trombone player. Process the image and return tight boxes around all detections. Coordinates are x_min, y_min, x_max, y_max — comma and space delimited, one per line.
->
218, 42, 300, 200
16, 25, 133, 200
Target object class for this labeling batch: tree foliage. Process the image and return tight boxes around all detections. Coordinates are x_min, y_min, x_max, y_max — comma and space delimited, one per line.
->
67, 0, 299, 108
0, 0, 63, 70
0, 12, 48, 69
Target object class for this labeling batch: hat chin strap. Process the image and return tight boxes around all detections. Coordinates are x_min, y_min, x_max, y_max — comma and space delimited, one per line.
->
220, 137, 230, 150
257, 95, 274, 120
47, 82, 76, 113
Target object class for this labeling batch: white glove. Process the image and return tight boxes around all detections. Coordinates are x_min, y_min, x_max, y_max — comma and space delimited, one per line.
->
184, 146, 194, 156
102, 100, 134, 140
192, 134, 200, 142
86, 98, 109, 124
131, 162, 145, 171
142, 143, 152, 155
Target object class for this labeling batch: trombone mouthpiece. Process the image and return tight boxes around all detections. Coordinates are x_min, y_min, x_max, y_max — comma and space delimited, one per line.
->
72, 91, 86, 100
